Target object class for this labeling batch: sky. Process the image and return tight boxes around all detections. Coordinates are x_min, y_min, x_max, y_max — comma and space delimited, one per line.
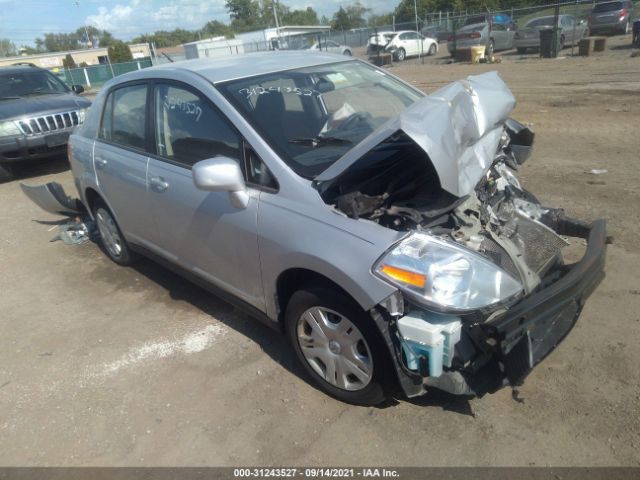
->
0, 0, 392, 47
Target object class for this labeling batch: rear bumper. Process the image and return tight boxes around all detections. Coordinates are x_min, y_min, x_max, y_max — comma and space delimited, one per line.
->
0, 131, 70, 163
590, 17, 628, 32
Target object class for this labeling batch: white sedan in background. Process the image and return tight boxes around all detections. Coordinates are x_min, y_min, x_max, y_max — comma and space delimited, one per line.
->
385, 30, 438, 60
304, 40, 352, 56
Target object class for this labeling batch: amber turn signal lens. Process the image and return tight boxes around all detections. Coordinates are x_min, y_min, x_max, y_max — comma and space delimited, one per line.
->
380, 264, 426, 288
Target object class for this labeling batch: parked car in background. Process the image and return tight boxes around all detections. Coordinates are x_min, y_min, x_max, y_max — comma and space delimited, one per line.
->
0, 64, 90, 182
514, 15, 589, 53
25, 52, 607, 406
366, 31, 396, 56
305, 40, 352, 56
463, 12, 516, 30
421, 24, 453, 42
588, 1, 635, 35
384, 31, 438, 60
447, 21, 516, 57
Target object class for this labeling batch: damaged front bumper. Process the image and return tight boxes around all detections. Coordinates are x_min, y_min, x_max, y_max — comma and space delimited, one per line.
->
20, 181, 85, 216
374, 216, 607, 398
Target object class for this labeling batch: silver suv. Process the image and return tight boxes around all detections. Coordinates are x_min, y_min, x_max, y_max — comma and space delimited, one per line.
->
588, 0, 635, 35
55, 52, 606, 405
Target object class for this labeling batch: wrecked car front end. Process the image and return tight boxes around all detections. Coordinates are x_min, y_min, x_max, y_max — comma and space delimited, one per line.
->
315, 71, 607, 398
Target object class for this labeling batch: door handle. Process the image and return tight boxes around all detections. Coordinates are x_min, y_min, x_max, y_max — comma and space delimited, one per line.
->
95, 157, 107, 169
150, 176, 169, 192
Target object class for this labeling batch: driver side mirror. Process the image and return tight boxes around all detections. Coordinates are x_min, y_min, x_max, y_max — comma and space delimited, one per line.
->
72, 84, 85, 94
192, 156, 249, 209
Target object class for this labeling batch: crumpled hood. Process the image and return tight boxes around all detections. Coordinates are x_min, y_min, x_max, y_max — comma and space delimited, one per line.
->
0, 93, 91, 121
315, 71, 517, 198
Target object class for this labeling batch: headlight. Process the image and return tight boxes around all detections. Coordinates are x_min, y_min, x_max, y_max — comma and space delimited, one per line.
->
77, 108, 88, 124
0, 120, 21, 137
374, 233, 522, 312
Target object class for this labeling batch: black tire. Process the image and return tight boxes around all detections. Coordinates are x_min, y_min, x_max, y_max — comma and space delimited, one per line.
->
517, 47, 527, 54
0, 163, 14, 183
428, 43, 437, 55
285, 287, 393, 406
487, 39, 495, 57
343, 49, 352, 56
396, 47, 406, 61
559, 34, 565, 50
92, 198, 136, 266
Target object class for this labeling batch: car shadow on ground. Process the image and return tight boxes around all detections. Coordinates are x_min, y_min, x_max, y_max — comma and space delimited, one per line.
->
5, 154, 70, 184
122, 254, 475, 413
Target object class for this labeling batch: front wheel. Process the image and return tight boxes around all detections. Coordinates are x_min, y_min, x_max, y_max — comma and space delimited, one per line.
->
428, 43, 437, 55
285, 287, 393, 405
396, 47, 406, 61
343, 49, 352, 56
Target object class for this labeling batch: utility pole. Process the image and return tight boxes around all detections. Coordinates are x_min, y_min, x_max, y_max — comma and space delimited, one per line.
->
74, 0, 93, 48
272, 0, 280, 29
414, 0, 419, 32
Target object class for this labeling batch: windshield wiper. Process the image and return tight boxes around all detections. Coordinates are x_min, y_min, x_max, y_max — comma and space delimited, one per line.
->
288, 135, 353, 147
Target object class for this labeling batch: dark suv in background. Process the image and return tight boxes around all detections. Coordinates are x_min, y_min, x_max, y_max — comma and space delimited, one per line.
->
588, 1, 635, 35
0, 64, 90, 182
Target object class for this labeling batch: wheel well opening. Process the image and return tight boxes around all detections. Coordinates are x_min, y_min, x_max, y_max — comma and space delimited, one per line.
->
276, 268, 360, 323
84, 188, 100, 213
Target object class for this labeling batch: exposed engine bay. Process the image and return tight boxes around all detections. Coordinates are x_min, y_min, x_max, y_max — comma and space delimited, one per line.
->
321, 118, 574, 296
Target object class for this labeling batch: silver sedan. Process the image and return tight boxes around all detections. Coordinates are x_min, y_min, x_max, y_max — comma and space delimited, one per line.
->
514, 15, 589, 53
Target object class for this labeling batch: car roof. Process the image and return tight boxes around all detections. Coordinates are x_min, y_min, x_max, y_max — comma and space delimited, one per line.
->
118, 51, 354, 85
0, 65, 45, 74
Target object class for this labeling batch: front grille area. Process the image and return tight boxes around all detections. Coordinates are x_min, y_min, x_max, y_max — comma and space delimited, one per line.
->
17, 111, 81, 136
480, 236, 520, 280
513, 211, 568, 275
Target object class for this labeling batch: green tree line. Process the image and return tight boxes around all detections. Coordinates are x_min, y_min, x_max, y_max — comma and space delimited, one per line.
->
1, 0, 577, 55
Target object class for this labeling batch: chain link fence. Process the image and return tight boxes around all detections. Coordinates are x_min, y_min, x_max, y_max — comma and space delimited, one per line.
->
55, 57, 153, 90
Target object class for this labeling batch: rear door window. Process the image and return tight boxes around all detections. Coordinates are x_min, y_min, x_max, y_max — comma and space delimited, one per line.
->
99, 84, 148, 151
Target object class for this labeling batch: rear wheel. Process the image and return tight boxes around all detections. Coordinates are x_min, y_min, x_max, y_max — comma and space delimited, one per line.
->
428, 43, 437, 55
396, 47, 406, 61
92, 198, 136, 266
559, 34, 565, 50
0, 163, 14, 183
285, 287, 393, 405
487, 39, 495, 57
343, 49, 352, 56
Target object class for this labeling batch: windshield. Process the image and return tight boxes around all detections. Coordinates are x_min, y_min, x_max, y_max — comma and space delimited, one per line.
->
593, 2, 623, 13
0, 70, 69, 97
218, 60, 423, 179
526, 17, 555, 27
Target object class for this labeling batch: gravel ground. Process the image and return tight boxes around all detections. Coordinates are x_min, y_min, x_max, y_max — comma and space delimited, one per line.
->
1, 35, 639, 466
